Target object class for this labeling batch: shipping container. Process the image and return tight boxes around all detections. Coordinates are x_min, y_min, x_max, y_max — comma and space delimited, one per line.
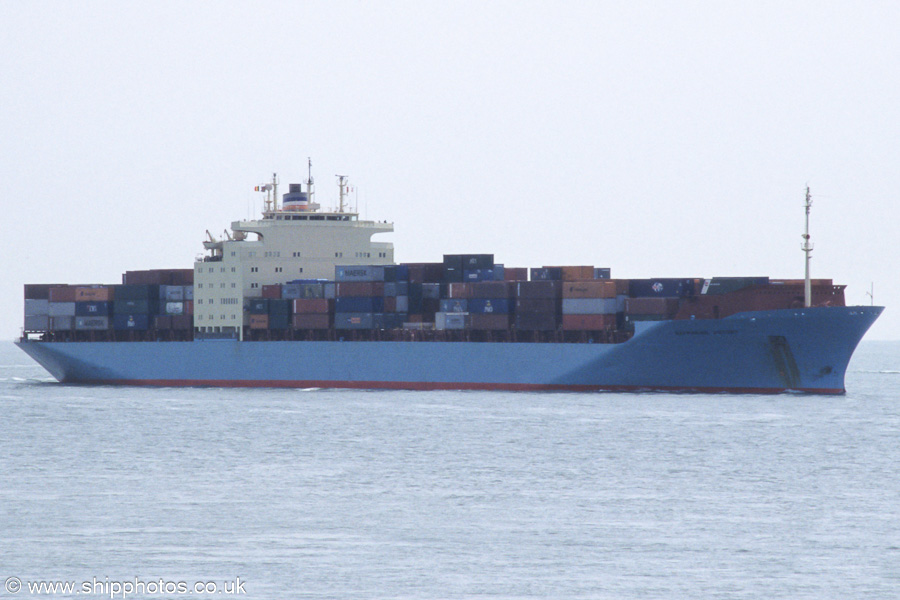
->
159, 285, 185, 301
249, 314, 269, 329
492, 265, 505, 281
49, 316, 74, 331
516, 298, 559, 313
48, 302, 76, 317
184, 300, 194, 315
171, 315, 192, 330
324, 282, 336, 299
183, 286, 194, 300
470, 281, 511, 298
75, 302, 111, 316
442, 266, 463, 283
439, 299, 468, 313
629, 279, 695, 298
124, 269, 192, 286
383, 281, 409, 297
530, 267, 563, 281
594, 268, 612, 279
247, 298, 269, 314
503, 268, 528, 281
335, 312, 376, 329
395, 296, 409, 313
154, 315, 173, 330
262, 284, 282, 299
435, 312, 468, 330
469, 314, 511, 330
114, 284, 160, 301
702, 277, 770, 295
113, 313, 150, 330
292, 298, 330, 314
467, 298, 511, 314
164, 302, 184, 316
24, 299, 50, 316
561, 298, 618, 315
463, 269, 494, 282
422, 283, 441, 299
459, 254, 494, 269
515, 312, 558, 331
561, 281, 617, 299
383, 265, 409, 282
335, 265, 385, 282
49, 286, 76, 302
268, 299, 291, 316
75, 286, 113, 302
269, 312, 290, 329
24, 315, 50, 331
114, 299, 154, 314
336, 281, 385, 297
516, 281, 560, 299
546, 266, 594, 281
404, 263, 444, 284
561, 314, 617, 330
75, 316, 110, 331
625, 297, 680, 315
384, 296, 397, 313
335, 296, 384, 313
292, 313, 331, 329
446, 282, 473, 299
24, 284, 53, 300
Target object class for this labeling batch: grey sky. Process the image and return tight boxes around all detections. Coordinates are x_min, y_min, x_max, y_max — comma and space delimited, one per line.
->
2, 1, 897, 340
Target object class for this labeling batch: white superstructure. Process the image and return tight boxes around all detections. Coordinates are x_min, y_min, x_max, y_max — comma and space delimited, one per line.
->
194, 172, 393, 339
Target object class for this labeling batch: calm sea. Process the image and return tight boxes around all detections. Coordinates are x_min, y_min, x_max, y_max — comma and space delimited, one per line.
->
1, 341, 898, 599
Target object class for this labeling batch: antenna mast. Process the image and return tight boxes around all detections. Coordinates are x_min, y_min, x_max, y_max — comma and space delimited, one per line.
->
336, 174, 348, 213
801, 186, 814, 308
306, 158, 315, 205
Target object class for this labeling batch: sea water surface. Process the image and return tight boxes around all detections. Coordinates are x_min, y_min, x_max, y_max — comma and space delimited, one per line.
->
1, 341, 898, 599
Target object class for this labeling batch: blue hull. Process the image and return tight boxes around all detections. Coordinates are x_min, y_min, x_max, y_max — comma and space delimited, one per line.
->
16, 306, 883, 394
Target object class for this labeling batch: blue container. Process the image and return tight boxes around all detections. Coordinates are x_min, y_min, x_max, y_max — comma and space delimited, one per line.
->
384, 281, 410, 297
113, 313, 150, 330
594, 268, 611, 279
335, 296, 384, 313
629, 279, 695, 298
334, 312, 376, 329
439, 299, 468, 313
468, 298, 510, 314
75, 301, 111, 316
268, 299, 291, 316
247, 298, 269, 314
493, 265, 505, 281
335, 266, 385, 282
463, 269, 494, 282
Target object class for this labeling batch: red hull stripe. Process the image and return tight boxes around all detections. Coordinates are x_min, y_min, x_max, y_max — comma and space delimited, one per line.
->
74, 378, 845, 395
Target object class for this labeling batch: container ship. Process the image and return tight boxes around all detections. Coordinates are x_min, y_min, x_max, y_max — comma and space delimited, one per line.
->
16, 173, 883, 393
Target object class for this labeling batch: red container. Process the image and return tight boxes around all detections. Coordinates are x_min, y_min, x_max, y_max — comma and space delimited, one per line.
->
562, 314, 616, 330
561, 281, 617, 299
515, 281, 560, 299
124, 269, 194, 285
404, 263, 444, 284
49, 286, 77, 302
293, 298, 330, 314
154, 315, 173, 329
75, 286, 113, 302
544, 266, 594, 281
471, 281, 511, 298
469, 314, 511, 330
447, 283, 473, 299
184, 300, 194, 315
249, 314, 269, 329
262, 284, 282, 299
172, 315, 193, 330
625, 297, 679, 315
292, 314, 331, 329
336, 281, 385, 297
384, 296, 397, 313
503, 267, 528, 281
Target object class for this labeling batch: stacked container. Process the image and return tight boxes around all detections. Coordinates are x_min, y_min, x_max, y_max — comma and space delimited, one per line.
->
74, 286, 113, 331
468, 281, 512, 330
48, 285, 77, 332
24, 284, 52, 332
561, 280, 618, 330
514, 281, 561, 331
113, 284, 159, 330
